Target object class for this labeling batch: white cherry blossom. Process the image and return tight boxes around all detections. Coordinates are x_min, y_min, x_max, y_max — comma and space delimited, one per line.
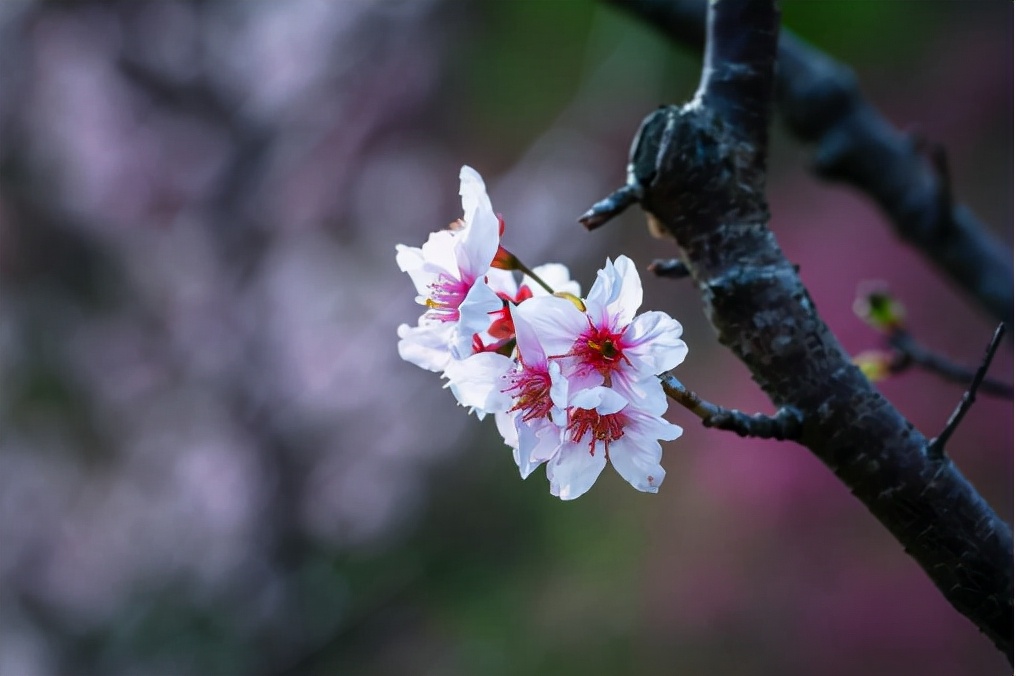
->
516, 255, 687, 407
397, 173, 689, 500
547, 386, 682, 500
396, 166, 503, 361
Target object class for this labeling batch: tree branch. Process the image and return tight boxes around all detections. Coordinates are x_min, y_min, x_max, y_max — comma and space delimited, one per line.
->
660, 373, 802, 440
606, 0, 1014, 331
586, 0, 1013, 660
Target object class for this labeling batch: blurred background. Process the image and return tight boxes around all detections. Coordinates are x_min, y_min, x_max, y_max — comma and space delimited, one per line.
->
0, 1, 1011, 674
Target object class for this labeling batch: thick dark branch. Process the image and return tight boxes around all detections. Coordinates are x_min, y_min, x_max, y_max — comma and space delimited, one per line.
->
587, 0, 1013, 660
607, 0, 1014, 330
697, 0, 778, 155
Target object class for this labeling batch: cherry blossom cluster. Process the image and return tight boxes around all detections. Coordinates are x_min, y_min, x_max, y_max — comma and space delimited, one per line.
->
397, 166, 688, 500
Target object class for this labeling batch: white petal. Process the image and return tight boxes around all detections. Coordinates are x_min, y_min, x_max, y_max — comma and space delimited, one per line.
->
516, 418, 563, 479
452, 280, 503, 359
610, 374, 669, 416
608, 436, 666, 494
457, 168, 500, 279
395, 243, 436, 298
606, 255, 644, 325
513, 295, 587, 357
585, 257, 617, 310
485, 268, 518, 297
459, 166, 493, 228
569, 386, 627, 415
635, 410, 684, 443
527, 263, 581, 297
623, 311, 688, 373
394, 243, 425, 275
416, 229, 460, 277
586, 256, 643, 325
397, 322, 453, 372
547, 361, 569, 420
495, 411, 519, 449
443, 352, 514, 415
547, 442, 607, 500
510, 303, 548, 366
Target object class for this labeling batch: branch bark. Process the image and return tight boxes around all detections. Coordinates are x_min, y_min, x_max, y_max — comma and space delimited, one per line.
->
586, 0, 1013, 660
607, 0, 1014, 331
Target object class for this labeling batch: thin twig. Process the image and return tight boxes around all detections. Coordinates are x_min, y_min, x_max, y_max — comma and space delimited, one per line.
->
660, 373, 802, 440
648, 258, 691, 279
889, 330, 1013, 400
927, 324, 1006, 459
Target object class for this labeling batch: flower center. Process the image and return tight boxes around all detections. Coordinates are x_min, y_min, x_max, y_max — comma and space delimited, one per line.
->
567, 407, 626, 456
503, 365, 553, 423
570, 320, 629, 377
425, 272, 471, 322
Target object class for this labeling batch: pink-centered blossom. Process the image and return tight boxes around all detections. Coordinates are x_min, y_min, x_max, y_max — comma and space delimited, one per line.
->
398, 176, 689, 500
444, 303, 569, 477
516, 255, 687, 407
442, 263, 581, 414
396, 166, 503, 368
547, 386, 682, 500
497, 304, 571, 478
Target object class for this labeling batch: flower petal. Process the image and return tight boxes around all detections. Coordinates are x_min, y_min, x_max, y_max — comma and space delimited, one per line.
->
547, 442, 607, 500
610, 374, 668, 415
457, 166, 500, 278
397, 322, 454, 372
510, 303, 548, 367
443, 351, 514, 415
513, 295, 588, 357
569, 385, 628, 415
495, 411, 519, 449
459, 166, 493, 229
622, 311, 688, 373
452, 280, 503, 359
585, 256, 642, 325
608, 407, 680, 493
484, 268, 518, 297
516, 418, 563, 479
608, 436, 667, 494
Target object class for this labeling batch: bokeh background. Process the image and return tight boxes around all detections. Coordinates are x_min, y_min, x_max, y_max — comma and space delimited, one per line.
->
1, 1, 1012, 675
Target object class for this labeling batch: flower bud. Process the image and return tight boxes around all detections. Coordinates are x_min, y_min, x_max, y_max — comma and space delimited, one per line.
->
853, 283, 906, 333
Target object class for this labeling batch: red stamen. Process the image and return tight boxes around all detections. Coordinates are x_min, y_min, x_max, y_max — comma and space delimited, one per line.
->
503, 362, 553, 423
567, 407, 626, 456
569, 318, 631, 377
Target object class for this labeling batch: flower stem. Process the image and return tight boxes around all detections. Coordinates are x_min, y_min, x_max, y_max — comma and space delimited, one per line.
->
513, 258, 556, 295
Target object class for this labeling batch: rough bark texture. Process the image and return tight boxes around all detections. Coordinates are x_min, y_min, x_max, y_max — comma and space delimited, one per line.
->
609, 0, 1014, 331
600, 0, 1013, 660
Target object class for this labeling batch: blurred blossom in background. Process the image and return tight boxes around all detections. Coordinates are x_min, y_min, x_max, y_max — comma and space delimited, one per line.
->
0, 1, 1011, 675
